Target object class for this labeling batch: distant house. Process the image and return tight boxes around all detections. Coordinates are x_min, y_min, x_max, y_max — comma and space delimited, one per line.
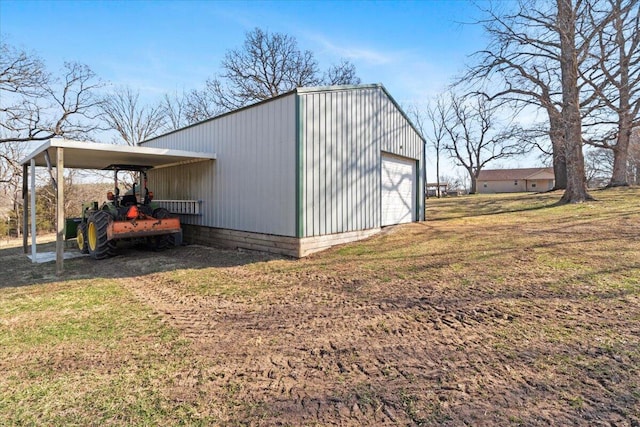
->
477, 167, 555, 194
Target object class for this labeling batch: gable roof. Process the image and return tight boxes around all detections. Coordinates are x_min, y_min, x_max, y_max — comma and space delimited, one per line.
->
478, 167, 555, 181
142, 84, 424, 145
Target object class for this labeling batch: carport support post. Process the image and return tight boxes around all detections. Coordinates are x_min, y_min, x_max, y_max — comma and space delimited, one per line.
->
22, 164, 28, 254
31, 159, 37, 262
56, 148, 64, 274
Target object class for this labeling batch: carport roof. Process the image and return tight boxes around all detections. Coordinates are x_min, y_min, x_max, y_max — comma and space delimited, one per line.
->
20, 138, 216, 170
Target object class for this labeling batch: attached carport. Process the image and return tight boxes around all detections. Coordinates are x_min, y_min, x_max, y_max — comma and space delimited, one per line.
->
20, 138, 216, 274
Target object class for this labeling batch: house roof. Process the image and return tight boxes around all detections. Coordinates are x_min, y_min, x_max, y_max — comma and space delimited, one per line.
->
477, 167, 555, 181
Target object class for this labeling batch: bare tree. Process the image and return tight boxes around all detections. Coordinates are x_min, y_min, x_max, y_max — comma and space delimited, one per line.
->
161, 91, 189, 131
184, 82, 226, 123
0, 42, 47, 98
189, 28, 361, 116
584, 128, 639, 186
584, 147, 613, 187
324, 59, 361, 86
629, 128, 640, 184
100, 86, 165, 146
405, 104, 430, 197
0, 142, 28, 236
407, 96, 449, 198
465, 1, 569, 189
202, 28, 320, 112
582, 0, 640, 187
1, 42, 103, 144
426, 96, 450, 197
442, 92, 526, 194
1, 43, 103, 238
465, 0, 626, 201
556, 0, 594, 202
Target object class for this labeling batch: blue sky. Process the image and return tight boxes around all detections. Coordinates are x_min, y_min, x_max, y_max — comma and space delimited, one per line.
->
1, 0, 488, 103
3, 0, 536, 181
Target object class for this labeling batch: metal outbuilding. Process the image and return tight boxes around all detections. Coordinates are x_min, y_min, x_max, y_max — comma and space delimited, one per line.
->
19, 138, 216, 273
143, 84, 426, 257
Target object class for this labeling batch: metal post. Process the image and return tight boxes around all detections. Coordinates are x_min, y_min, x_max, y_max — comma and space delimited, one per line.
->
30, 159, 37, 263
22, 164, 28, 254
56, 148, 64, 274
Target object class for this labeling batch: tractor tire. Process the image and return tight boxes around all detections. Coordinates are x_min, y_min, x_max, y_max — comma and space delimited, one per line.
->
147, 235, 170, 251
152, 207, 172, 219
169, 230, 183, 247
77, 222, 89, 254
149, 207, 173, 250
87, 211, 117, 260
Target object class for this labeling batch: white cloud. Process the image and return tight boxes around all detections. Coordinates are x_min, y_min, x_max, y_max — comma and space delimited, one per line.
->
302, 31, 396, 65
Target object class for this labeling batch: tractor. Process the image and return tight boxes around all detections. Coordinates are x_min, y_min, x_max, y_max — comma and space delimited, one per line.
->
76, 165, 182, 259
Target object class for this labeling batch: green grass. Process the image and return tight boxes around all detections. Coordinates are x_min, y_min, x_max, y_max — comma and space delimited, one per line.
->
1, 187, 639, 425
0, 279, 209, 425
426, 191, 562, 220
1, 281, 129, 347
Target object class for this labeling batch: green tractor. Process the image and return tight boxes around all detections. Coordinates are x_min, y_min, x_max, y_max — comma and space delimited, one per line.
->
76, 165, 182, 260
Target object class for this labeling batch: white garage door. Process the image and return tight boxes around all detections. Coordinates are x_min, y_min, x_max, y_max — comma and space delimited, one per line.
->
381, 153, 416, 226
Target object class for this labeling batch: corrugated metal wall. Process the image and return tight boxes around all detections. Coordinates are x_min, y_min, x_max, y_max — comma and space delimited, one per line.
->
145, 94, 297, 237
144, 86, 424, 241
299, 86, 424, 238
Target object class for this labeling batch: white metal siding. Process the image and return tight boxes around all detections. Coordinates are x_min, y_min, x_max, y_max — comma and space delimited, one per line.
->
300, 86, 424, 237
381, 154, 416, 226
145, 94, 297, 236
144, 86, 424, 240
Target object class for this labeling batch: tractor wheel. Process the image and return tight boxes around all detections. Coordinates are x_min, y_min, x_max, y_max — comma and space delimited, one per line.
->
77, 222, 89, 254
149, 208, 173, 250
152, 207, 172, 219
169, 230, 183, 247
87, 211, 117, 260
153, 208, 182, 247
147, 235, 170, 251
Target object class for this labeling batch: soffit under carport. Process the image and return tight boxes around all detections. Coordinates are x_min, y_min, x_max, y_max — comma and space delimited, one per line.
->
20, 138, 216, 169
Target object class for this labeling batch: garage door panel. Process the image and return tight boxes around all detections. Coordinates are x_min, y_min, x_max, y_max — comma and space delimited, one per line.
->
381, 154, 416, 226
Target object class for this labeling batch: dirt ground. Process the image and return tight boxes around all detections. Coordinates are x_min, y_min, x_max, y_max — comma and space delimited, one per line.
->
2, 191, 640, 426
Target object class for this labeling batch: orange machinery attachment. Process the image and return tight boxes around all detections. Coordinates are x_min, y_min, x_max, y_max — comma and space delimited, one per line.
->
107, 217, 181, 240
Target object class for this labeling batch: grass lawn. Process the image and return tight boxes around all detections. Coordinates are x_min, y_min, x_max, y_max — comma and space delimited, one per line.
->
1, 188, 639, 426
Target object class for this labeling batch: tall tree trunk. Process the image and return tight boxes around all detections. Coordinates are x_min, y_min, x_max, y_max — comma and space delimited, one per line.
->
609, 123, 631, 187
558, 0, 592, 203
609, 16, 632, 187
549, 110, 568, 190
436, 148, 441, 197
605, 0, 634, 188
469, 167, 477, 194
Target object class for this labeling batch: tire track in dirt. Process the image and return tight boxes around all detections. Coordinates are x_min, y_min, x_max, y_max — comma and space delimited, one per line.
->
126, 273, 491, 425
125, 274, 226, 340
122, 268, 640, 426
124, 272, 426, 424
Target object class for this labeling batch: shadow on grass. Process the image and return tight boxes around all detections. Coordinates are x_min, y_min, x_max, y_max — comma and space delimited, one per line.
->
1, 241, 287, 290
427, 196, 566, 221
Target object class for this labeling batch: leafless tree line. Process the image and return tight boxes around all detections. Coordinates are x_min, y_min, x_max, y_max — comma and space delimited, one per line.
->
1, 28, 361, 232
2, 27, 360, 149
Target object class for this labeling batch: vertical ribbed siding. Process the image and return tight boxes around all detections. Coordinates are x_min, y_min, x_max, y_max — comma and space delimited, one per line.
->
300, 86, 424, 237
146, 94, 297, 237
